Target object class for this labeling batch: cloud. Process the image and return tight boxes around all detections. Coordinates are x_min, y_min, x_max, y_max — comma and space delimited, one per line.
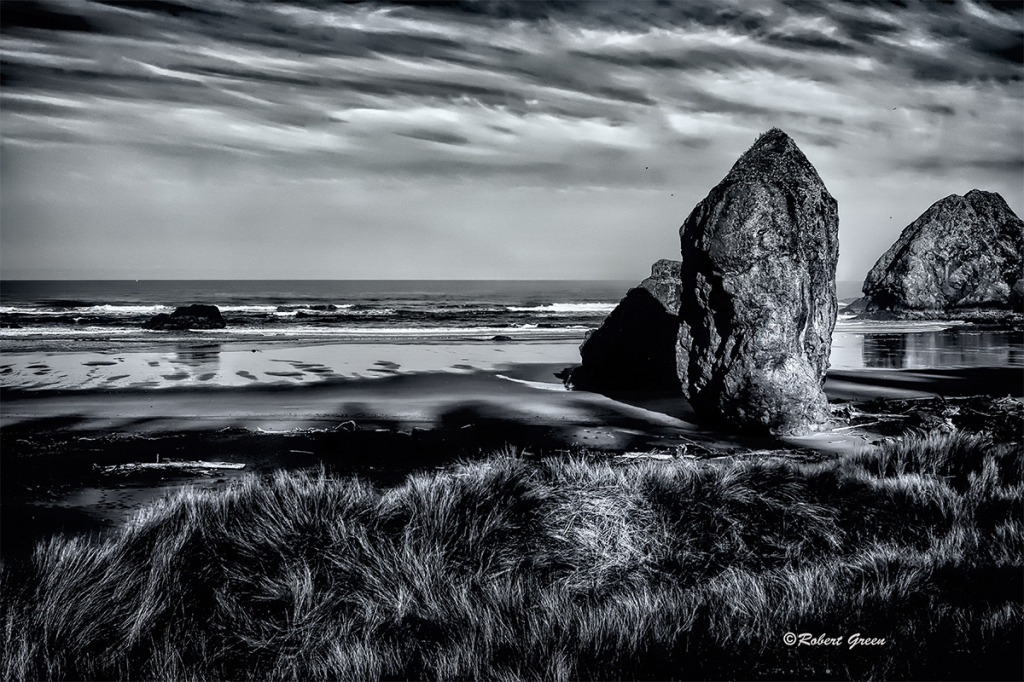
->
0, 0, 98, 34
1, 0, 1021, 279
396, 128, 472, 145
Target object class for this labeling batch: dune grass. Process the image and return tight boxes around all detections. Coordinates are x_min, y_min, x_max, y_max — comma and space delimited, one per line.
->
2, 431, 1021, 681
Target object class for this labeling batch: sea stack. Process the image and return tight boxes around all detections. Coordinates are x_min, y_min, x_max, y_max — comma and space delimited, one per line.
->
566, 259, 681, 392
861, 190, 1024, 312
676, 128, 838, 435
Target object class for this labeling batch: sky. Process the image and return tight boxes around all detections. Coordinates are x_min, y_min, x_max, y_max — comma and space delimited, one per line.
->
1, 0, 1021, 281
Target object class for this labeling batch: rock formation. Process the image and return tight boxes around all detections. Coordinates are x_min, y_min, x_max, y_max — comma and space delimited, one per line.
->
566, 259, 682, 392
144, 304, 226, 330
861, 190, 1024, 312
676, 128, 839, 435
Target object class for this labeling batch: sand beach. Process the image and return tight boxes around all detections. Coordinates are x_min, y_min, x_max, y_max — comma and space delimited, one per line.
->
3, 328, 1021, 572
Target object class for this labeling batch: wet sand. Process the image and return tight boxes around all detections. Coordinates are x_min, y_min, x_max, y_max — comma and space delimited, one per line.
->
0, 340, 582, 391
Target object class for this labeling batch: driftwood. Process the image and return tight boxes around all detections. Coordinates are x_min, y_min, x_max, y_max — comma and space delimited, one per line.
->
94, 461, 246, 475
831, 395, 1023, 442
619, 452, 675, 461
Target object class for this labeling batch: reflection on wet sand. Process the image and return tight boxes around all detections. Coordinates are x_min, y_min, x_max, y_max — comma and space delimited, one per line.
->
171, 344, 221, 368
863, 330, 1024, 369
166, 343, 221, 381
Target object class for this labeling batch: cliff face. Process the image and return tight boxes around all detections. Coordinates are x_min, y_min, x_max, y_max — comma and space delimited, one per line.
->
676, 128, 839, 436
863, 190, 1024, 311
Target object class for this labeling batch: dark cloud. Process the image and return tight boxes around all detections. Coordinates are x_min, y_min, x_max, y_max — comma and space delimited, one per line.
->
92, 0, 224, 18
830, 12, 905, 44
356, 143, 653, 187
328, 75, 524, 106
324, 0, 589, 22
678, 90, 778, 118
0, 60, 166, 92
971, 34, 1024, 65
396, 128, 471, 145
904, 48, 1021, 82
2, 0, 1021, 182
498, 54, 657, 106
897, 155, 1024, 173
801, 132, 843, 148
763, 32, 858, 55
336, 0, 769, 32
0, 0, 97, 34
990, 39, 1024, 63
775, 0, 1022, 79
569, 46, 805, 75
1, 129, 85, 145
976, 0, 1024, 15
673, 136, 713, 149
918, 103, 956, 116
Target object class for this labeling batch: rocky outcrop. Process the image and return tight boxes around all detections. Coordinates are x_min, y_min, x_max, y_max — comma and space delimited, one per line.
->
144, 304, 226, 330
862, 190, 1024, 312
566, 259, 682, 392
676, 128, 838, 436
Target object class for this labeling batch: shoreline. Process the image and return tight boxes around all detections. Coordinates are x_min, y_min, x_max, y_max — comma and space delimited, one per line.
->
2, 322, 1022, 393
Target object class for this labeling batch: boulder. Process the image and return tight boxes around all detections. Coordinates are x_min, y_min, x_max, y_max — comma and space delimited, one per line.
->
841, 297, 870, 315
1011, 278, 1024, 312
862, 190, 1024, 311
144, 304, 226, 330
676, 128, 839, 435
566, 259, 682, 392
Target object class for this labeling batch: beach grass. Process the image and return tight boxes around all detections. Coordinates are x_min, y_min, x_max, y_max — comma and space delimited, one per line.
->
2, 431, 1021, 681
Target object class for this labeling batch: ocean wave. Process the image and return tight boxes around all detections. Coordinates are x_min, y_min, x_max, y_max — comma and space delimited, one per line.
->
0, 326, 142, 336
0, 304, 172, 316
197, 325, 591, 338
505, 303, 616, 313
834, 319, 959, 334
0, 324, 591, 340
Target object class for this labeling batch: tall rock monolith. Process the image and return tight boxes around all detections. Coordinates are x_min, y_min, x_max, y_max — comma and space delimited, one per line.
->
676, 128, 838, 435
862, 190, 1024, 312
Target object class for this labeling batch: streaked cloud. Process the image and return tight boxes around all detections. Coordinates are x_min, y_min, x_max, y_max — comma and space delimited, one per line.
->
1, 0, 1021, 279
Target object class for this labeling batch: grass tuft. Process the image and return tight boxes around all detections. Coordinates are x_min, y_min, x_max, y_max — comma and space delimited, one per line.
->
2, 431, 1021, 680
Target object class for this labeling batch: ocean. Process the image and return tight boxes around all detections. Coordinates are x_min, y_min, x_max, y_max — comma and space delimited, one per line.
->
0, 280, 634, 343
1, 280, 1020, 375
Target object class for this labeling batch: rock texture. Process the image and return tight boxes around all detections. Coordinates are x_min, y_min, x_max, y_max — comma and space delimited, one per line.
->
676, 128, 839, 435
862, 190, 1024, 312
144, 304, 226, 330
566, 259, 682, 392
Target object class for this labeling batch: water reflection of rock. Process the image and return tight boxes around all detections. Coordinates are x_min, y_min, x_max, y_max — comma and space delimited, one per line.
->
863, 330, 1020, 369
169, 344, 222, 381
863, 335, 906, 369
